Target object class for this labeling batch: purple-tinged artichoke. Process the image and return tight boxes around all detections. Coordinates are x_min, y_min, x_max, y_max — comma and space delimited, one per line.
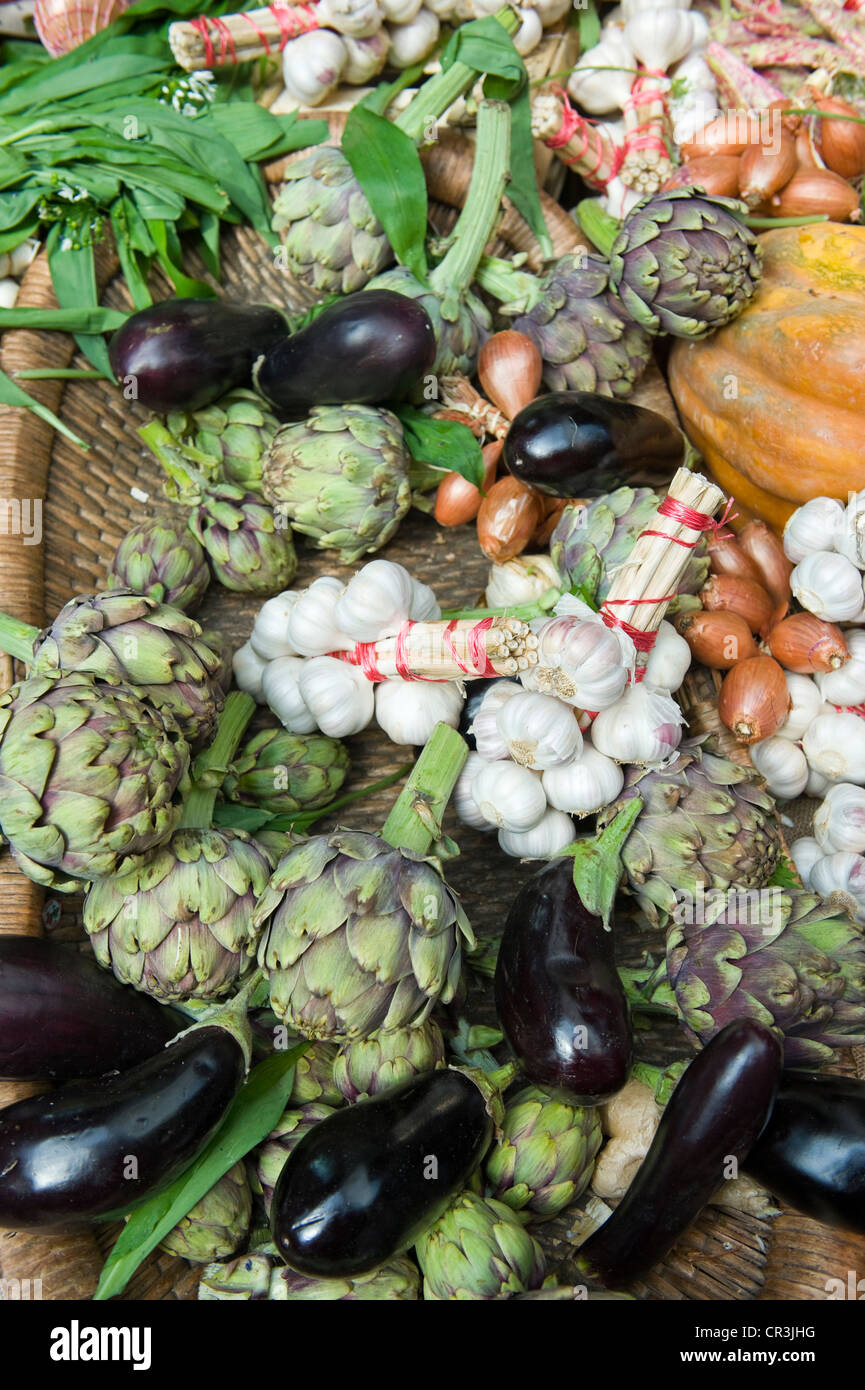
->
251, 1102, 338, 1215
416, 1191, 546, 1300
160, 1162, 252, 1264
485, 1084, 603, 1217
107, 516, 210, 613
333, 1020, 446, 1102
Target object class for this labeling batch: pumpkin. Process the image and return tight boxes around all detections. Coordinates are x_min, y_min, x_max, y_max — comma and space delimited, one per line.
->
669, 223, 865, 530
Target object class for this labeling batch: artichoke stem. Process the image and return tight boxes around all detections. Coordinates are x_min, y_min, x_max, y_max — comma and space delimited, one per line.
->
170, 966, 267, 1071
138, 419, 214, 505
182, 691, 256, 829
475, 254, 543, 313
575, 198, 619, 260
429, 100, 511, 302
0, 609, 39, 664
563, 797, 644, 931
381, 721, 468, 856
396, 8, 520, 143
617, 964, 678, 1016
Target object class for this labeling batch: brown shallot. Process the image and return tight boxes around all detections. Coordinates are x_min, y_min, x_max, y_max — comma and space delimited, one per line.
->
737, 520, 793, 609
767, 613, 850, 674
673, 610, 758, 671
738, 130, 797, 209
434, 440, 501, 527
707, 531, 763, 586
477, 476, 545, 562
700, 573, 775, 637
718, 656, 791, 744
478, 332, 543, 422
661, 156, 742, 198
770, 169, 861, 222
815, 96, 865, 180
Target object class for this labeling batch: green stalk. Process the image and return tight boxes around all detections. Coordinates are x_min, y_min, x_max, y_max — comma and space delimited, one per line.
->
13, 367, 105, 380
181, 691, 256, 830
557, 798, 643, 930
0, 610, 40, 663
746, 214, 830, 228
381, 722, 468, 856
575, 198, 619, 259
395, 8, 520, 143
442, 588, 563, 622
138, 419, 216, 503
617, 961, 678, 1015
475, 253, 543, 312
429, 99, 511, 308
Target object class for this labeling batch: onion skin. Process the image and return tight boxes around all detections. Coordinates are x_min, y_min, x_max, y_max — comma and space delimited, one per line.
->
478, 331, 543, 421
719, 654, 791, 743
477, 475, 545, 561
532, 495, 571, 548
816, 96, 865, 180
770, 168, 861, 222
700, 573, 775, 637
434, 440, 501, 526
680, 114, 758, 159
661, 156, 742, 197
794, 124, 822, 172
737, 520, 793, 609
674, 610, 758, 671
738, 129, 797, 208
767, 613, 849, 674
707, 531, 763, 586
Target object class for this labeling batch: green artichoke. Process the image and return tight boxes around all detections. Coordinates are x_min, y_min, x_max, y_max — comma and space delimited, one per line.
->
333, 1019, 446, 1103
107, 516, 210, 613
160, 1162, 252, 1264
164, 390, 280, 495
272, 147, 392, 296
596, 738, 783, 929
23, 590, 223, 745
188, 483, 297, 595
416, 1191, 546, 1300
254, 830, 474, 1042
199, 1252, 274, 1301
659, 888, 865, 1067
222, 726, 349, 817
608, 188, 762, 339
0, 675, 189, 891
478, 253, 652, 399
269, 1258, 420, 1301
286, 1041, 343, 1107
83, 827, 274, 1002
262, 405, 411, 564
485, 1084, 603, 1218
252, 1102, 338, 1214
551, 488, 709, 608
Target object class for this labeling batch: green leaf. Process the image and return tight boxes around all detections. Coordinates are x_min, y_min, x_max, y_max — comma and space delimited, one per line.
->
0, 304, 128, 332
46, 226, 114, 379
149, 217, 216, 299
341, 106, 428, 285
197, 208, 221, 279
393, 405, 484, 490
0, 147, 28, 189
0, 55, 170, 116
576, 0, 601, 52
109, 197, 152, 311
0, 367, 89, 448
558, 798, 643, 930
93, 1046, 307, 1302
768, 855, 799, 890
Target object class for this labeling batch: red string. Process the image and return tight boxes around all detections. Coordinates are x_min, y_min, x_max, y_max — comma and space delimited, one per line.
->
394, 623, 414, 682
599, 604, 669, 652
198, 15, 235, 65
189, 15, 216, 65
269, 2, 319, 46
468, 617, 498, 677
547, 87, 621, 188
242, 12, 274, 50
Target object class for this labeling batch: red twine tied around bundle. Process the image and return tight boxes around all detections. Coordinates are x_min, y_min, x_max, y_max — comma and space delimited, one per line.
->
547, 88, 622, 187
268, 2, 319, 47
328, 618, 499, 683
189, 14, 236, 65
622, 74, 669, 160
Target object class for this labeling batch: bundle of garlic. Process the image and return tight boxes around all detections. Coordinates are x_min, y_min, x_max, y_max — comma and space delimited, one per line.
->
0, 237, 39, 309
792, 784, 865, 923
785, 493, 865, 623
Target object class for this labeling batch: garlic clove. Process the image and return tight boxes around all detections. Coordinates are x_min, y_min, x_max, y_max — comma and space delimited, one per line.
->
374, 677, 463, 747
815, 628, 865, 705
789, 836, 824, 888
469, 680, 522, 760
498, 807, 576, 860
803, 711, 865, 786
813, 782, 865, 855
791, 551, 865, 623
496, 689, 583, 771
287, 576, 354, 657
783, 497, 846, 564
454, 751, 495, 831
485, 553, 560, 609
643, 620, 691, 693
542, 740, 624, 815
232, 641, 269, 703
408, 576, 441, 622
810, 851, 865, 923
805, 765, 832, 798
386, 6, 440, 67
750, 735, 809, 800
281, 29, 349, 107
472, 760, 547, 832
299, 656, 375, 738
334, 560, 414, 642
250, 589, 302, 660
775, 672, 822, 742
590, 683, 684, 765
262, 655, 318, 733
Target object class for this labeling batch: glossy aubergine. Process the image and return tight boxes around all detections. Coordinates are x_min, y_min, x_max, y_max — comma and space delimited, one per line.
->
494, 858, 632, 1105
0, 937, 183, 1081
745, 1072, 865, 1235
271, 1068, 493, 1277
108, 298, 287, 413
503, 391, 685, 498
0, 1025, 245, 1230
576, 1020, 783, 1287
253, 290, 436, 412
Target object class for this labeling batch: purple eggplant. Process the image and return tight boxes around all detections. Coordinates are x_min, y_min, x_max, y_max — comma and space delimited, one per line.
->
494, 858, 632, 1105
0, 1023, 245, 1230
503, 391, 685, 498
252, 290, 436, 412
108, 298, 287, 413
746, 1072, 865, 1236
576, 1020, 783, 1287
271, 1069, 493, 1277
0, 936, 183, 1082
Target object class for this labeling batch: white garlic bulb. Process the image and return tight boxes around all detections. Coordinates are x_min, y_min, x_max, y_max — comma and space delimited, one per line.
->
0, 278, 18, 309
643, 621, 691, 693
803, 711, 865, 785
472, 760, 547, 833
526, 600, 632, 712
387, 7, 440, 67
380, 0, 422, 21
789, 836, 824, 888
816, 630, 865, 707
836, 489, 865, 571
485, 554, 560, 609
342, 31, 391, 83
601, 175, 643, 221
567, 33, 635, 114
783, 497, 845, 564
335, 560, 413, 642
513, 6, 543, 55
375, 678, 463, 747
469, 680, 522, 760
262, 656, 318, 734
408, 576, 441, 622
317, 0, 384, 36
299, 656, 375, 738
281, 29, 348, 106
775, 672, 822, 742
496, 690, 583, 771
806, 765, 832, 798
232, 641, 269, 703
250, 590, 301, 660
454, 752, 495, 831
621, 0, 691, 14
625, 8, 698, 71
672, 94, 722, 148
591, 683, 685, 765
542, 741, 624, 816
670, 50, 714, 92
791, 551, 864, 622
750, 737, 809, 800
287, 576, 353, 657
810, 852, 865, 922
814, 782, 865, 855
499, 808, 577, 860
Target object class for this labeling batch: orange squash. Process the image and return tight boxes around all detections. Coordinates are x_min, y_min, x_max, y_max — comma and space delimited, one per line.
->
669, 223, 865, 530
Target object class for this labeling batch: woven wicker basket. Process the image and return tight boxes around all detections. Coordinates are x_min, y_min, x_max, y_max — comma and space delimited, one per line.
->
1, 155, 864, 1302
